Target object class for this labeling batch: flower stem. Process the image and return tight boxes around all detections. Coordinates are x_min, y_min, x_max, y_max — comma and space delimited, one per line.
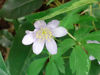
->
54, 0, 61, 6
67, 32, 77, 41
67, 32, 82, 45
63, 56, 69, 59
89, 5, 97, 31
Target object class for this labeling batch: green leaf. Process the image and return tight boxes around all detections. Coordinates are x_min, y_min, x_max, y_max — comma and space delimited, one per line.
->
92, 4, 100, 19
50, 56, 65, 74
78, 15, 96, 23
47, 0, 54, 5
7, 21, 34, 75
0, 0, 43, 18
54, 57, 65, 74
57, 38, 75, 56
0, 52, 10, 75
27, 57, 48, 75
89, 60, 100, 75
40, 0, 97, 20
70, 45, 90, 75
84, 44, 100, 61
81, 30, 100, 41
60, 12, 79, 30
74, 26, 93, 40
64, 58, 74, 75
46, 61, 59, 75
26, 1, 75, 23
0, 30, 13, 48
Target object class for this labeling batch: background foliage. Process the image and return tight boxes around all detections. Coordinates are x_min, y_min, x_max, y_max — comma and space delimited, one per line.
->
0, 0, 100, 75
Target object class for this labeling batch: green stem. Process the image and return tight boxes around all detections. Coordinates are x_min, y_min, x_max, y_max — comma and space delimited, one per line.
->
63, 56, 69, 59
54, 0, 61, 6
48, 53, 51, 59
67, 32, 82, 45
90, 5, 97, 31
67, 32, 77, 41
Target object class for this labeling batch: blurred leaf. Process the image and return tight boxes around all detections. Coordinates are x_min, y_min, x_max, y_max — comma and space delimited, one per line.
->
26, 0, 75, 23
47, 0, 54, 5
40, 0, 97, 20
27, 57, 48, 75
12, 19, 20, 32
7, 21, 35, 75
0, 30, 13, 41
92, 4, 100, 19
94, 18, 100, 29
46, 61, 59, 75
0, 0, 43, 18
84, 44, 100, 61
92, 4, 100, 29
0, 52, 10, 75
0, 30, 13, 48
70, 45, 90, 75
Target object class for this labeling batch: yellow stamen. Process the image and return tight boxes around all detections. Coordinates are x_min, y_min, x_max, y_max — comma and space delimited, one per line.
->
36, 27, 53, 41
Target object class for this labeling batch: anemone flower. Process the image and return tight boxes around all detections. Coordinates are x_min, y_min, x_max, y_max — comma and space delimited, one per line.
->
22, 20, 67, 55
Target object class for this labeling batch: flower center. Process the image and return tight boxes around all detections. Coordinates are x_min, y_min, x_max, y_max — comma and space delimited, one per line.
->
36, 28, 53, 40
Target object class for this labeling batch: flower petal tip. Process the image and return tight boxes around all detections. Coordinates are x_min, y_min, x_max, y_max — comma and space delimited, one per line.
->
34, 20, 46, 28
89, 56, 95, 60
52, 27, 68, 37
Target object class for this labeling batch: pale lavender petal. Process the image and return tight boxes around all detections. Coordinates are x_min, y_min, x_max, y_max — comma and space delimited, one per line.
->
89, 56, 95, 60
47, 20, 59, 29
52, 27, 67, 37
46, 38, 57, 55
98, 61, 100, 64
34, 20, 46, 28
22, 34, 35, 45
32, 39, 45, 55
87, 40, 100, 44
25, 30, 33, 34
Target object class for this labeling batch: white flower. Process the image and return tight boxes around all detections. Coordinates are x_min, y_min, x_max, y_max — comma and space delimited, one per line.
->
98, 61, 100, 65
87, 40, 100, 44
89, 55, 100, 65
89, 55, 95, 60
22, 20, 67, 55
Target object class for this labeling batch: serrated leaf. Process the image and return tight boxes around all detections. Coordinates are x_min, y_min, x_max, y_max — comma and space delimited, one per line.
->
57, 38, 75, 56
27, 57, 48, 75
50, 56, 65, 74
84, 44, 100, 61
46, 61, 59, 75
54, 57, 65, 74
0, 0, 43, 18
70, 45, 90, 75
